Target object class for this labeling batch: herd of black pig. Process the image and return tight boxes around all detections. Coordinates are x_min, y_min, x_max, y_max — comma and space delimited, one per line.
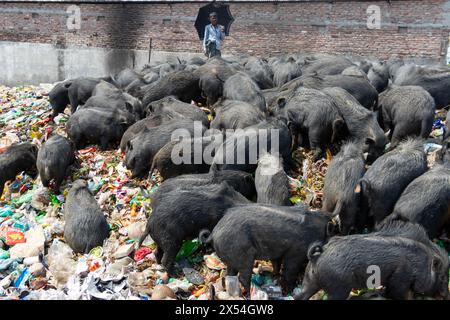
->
1, 53, 450, 299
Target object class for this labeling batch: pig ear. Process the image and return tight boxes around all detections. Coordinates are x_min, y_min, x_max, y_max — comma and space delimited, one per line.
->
124, 102, 134, 114
354, 183, 361, 194
277, 97, 287, 109
244, 175, 253, 183
432, 258, 442, 272
365, 137, 375, 146
332, 118, 345, 142
326, 221, 337, 237
126, 141, 133, 151
146, 103, 154, 113
359, 179, 371, 193
30, 144, 39, 155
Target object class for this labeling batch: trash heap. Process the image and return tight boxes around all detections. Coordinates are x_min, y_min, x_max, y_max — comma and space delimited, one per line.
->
0, 85, 448, 300
0, 85, 301, 300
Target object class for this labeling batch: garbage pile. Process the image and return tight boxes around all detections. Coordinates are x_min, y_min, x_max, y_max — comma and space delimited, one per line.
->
0, 85, 305, 300
1, 85, 448, 300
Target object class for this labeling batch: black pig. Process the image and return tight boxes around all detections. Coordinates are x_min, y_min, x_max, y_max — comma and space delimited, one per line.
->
66, 107, 135, 150
379, 86, 435, 147
124, 119, 206, 178
275, 87, 345, 160
64, 180, 109, 253
322, 87, 387, 163
391, 162, 450, 239
0, 143, 38, 197
36, 134, 75, 193
48, 77, 112, 116
358, 139, 427, 227
296, 233, 449, 300
322, 141, 366, 234
200, 204, 333, 294
137, 182, 250, 273
151, 164, 256, 201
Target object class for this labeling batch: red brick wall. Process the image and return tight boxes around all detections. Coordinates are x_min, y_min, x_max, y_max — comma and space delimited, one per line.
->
0, 1, 449, 60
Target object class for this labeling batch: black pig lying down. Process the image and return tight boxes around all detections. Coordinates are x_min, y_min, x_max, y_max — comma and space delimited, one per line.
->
36, 134, 75, 193
378, 85, 435, 147
200, 204, 334, 295
64, 180, 109, 253
322, 141, 366, 234
254, 153, 291, 206
358, 138, 427, 228
124, 119, 207, 178
137, 182, 250, 273
151, 164, 256, 201
66, 107, 135, 150
0, 143, 38, 197
391, 162, 450, 239
296, 219, 449, 300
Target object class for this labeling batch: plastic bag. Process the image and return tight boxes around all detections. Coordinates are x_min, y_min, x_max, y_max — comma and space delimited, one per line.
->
11, 189, 34, 206
175, 239, 199, 262
46, 239, 77, 287
225, 276, 241, 297
0, 206, 14, 218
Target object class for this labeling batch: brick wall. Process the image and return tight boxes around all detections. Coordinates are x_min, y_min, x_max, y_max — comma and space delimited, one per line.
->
1, 1, 449, 60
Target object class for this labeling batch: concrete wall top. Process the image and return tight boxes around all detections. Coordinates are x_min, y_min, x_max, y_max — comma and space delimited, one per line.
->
0, 0, 403, 2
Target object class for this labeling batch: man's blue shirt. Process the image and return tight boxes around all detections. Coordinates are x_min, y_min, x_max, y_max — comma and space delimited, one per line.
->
203, 24, 225, 51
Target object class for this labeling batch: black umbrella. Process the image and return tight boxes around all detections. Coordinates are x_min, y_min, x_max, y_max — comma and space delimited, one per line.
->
194, 2, 235, 40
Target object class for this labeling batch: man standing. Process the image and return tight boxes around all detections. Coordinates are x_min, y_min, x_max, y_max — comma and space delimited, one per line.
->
203, 12, 225, 58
